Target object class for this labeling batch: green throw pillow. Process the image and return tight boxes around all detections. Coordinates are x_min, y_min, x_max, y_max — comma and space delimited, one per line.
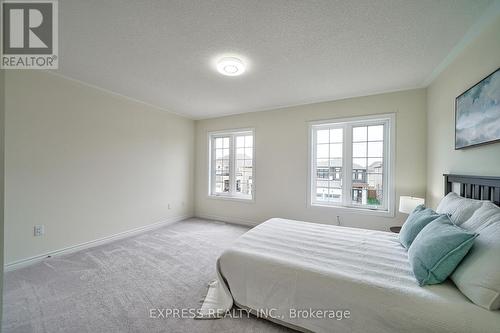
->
408, 215, 478, 286
399, 205, 441, 248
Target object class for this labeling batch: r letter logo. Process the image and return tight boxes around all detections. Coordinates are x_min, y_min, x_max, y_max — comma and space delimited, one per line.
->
1, 0, 58, 69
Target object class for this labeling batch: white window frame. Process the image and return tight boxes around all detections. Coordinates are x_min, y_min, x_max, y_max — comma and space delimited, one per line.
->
308, 114, 395, 217
208, 128, 255, 202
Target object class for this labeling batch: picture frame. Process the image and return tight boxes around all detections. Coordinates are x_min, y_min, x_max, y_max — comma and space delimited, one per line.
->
455, 67, 500, 149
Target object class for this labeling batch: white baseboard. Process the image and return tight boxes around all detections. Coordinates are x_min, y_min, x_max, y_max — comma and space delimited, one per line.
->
4, 214, 193, 272
195, 213, 260, 227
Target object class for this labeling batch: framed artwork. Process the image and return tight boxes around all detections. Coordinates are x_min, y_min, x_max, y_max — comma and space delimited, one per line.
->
455, 67, 500, 149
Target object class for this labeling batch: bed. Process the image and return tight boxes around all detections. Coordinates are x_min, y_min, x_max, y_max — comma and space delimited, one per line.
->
199, 175, 500, 332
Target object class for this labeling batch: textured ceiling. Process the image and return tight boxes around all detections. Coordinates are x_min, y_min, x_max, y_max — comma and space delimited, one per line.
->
57, 0, 494, 119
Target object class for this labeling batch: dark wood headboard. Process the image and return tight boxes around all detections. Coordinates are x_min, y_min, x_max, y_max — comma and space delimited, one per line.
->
444, 174, 500, 206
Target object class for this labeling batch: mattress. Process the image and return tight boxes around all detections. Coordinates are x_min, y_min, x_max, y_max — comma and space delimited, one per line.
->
215, 218, 500, 333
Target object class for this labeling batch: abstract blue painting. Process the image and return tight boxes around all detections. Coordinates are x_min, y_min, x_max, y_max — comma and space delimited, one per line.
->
456, 68, 500, 149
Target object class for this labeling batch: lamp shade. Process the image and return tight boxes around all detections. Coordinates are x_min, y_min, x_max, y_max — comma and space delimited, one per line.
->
399, 196, 425, 214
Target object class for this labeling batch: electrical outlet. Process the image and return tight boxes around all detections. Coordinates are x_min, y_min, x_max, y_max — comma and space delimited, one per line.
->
34, 225, 45, 237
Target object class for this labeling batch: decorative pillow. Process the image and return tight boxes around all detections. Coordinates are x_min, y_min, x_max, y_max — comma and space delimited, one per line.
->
436, 192, 484, 226
452, 215, 500, 310
408, 215, 478, 286
399, 205, 441, 249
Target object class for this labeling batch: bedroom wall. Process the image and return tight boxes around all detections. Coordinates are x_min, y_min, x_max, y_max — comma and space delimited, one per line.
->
426, 15, 500, 208
195, 88, 427, 231
4, 71, 195, 265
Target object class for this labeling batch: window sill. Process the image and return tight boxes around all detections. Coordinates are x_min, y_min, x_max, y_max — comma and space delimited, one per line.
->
208, 194, 255, 203
310, 202, 395, 217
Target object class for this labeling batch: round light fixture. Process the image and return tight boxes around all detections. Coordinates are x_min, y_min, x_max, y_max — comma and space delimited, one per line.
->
216, 57, 245, 76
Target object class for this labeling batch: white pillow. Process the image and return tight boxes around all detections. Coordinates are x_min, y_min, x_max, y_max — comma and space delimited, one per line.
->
461, 201, 500, 232
451, 215, 500, 310
436, 192, 484, 226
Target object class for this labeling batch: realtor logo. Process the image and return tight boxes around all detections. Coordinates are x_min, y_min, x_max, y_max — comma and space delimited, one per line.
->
1, 0, 58, 69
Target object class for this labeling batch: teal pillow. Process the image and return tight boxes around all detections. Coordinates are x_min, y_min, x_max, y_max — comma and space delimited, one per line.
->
408, 215, 478, 286
399, 205, 441, 248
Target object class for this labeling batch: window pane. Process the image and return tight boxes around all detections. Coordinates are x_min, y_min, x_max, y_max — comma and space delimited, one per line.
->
236, 159, 244, 169
240, 170, 253, 195
317, 168, 329, 180
367, 173, 383, 206
329, 179, 342, 188
352, 158, 367, 168
351, 175, 383, 206
223, 137, 230, 148
215, 138, 223, 149
329, 143, 342, 158
368, 142, 383, 157
317, 129, 329, 144
244, 148, 253, 159
215, 175, 230, 193
353, 126, 367, 142
314, 125, 344, 205
329, 158, 342, 167
329, 188, 342, 203
329, 128, 343, 143
236, 136, 245, 147
234, 134, 253, 197
351, 188, 364, 204
353, 142, 367, 157
245, 135, 253, 147
316, 187, 341, 203
223, 176, 230, 192
317, 144, 329, 159
316, 188, 329, 201
316, 179, 329, 188
316, 158, 329, 167
236, 160, 252, 173
215, 149, 223, 159
215, 160, 222, 172
368, 125, 384, 141
368, 158, 383, 173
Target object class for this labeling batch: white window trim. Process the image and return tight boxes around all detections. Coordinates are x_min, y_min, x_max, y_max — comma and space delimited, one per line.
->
207, 128, 256, 202
307, 113, 395, 217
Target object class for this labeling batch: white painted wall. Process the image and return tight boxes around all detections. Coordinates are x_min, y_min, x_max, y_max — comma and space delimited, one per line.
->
4, 71, 195, 264
427, 15, 500, 208
195, 89, 427, 231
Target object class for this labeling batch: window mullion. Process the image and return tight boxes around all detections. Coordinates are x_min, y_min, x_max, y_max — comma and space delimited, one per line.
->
229, 135, 235, 196
343, 124, 353, 207
210, 137, 215, 195
383, 121, 389, 210
311, 128, 318, 204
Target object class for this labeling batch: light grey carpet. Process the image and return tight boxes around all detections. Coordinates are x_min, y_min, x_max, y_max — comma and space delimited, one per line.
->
3, 218, 294, 333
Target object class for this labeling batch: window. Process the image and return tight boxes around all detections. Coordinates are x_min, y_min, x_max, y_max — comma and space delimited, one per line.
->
309, 114, 394, 214
209, 129, 254, 200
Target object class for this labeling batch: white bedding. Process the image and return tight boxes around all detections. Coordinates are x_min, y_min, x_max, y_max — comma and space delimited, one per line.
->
210, 218, 500, 332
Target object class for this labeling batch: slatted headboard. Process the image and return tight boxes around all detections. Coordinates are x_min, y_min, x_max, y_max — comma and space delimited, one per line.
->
444, 174, 500, 206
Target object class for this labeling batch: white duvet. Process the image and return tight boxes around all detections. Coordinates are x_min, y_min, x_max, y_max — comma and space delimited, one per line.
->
200, 218, 500, 332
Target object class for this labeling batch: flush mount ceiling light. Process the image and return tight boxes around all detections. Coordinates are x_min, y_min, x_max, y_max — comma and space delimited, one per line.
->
216, 57, 246, 76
